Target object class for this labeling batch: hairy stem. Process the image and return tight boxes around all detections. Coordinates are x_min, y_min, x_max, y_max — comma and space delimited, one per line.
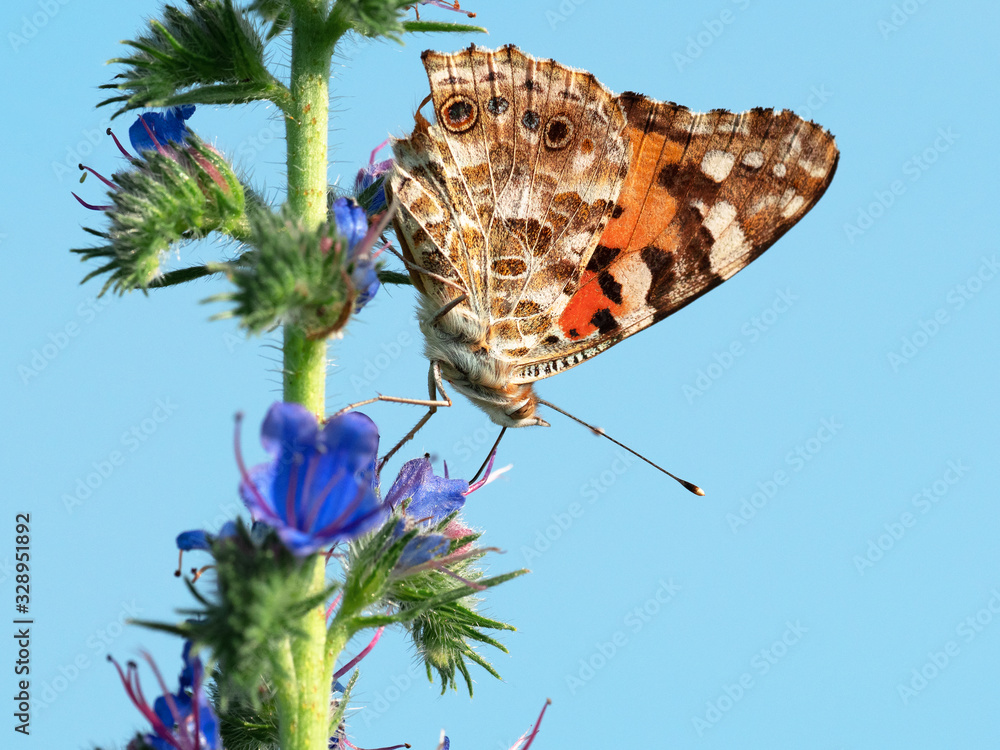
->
277, 4, 343, 749
281, 0, 338, 417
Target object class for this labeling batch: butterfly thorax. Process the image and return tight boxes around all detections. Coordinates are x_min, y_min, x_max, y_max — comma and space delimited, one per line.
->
417, 296, 547, 428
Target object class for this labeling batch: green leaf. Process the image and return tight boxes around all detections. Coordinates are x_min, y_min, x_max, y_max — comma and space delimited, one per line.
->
401, 20, 487, 34
100, 0, 291, 117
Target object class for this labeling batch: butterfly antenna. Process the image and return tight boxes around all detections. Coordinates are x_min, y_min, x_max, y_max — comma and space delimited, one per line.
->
535, 399, 705, 496
470, 427, 507, 483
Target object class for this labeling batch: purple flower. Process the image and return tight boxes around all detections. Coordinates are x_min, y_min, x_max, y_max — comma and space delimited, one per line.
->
354, 140, 393, 215
237, 403, 384, 556
129, 105, 196, 153
384, 454, 497, 569
110, 641, 220, 750
331, 196, 381, 310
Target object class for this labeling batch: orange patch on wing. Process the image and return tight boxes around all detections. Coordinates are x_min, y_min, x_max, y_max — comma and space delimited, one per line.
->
598, 131, 682, 251
559, 271, 625, 339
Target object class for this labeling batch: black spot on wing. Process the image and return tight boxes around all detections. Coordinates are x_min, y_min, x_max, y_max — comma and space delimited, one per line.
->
590, 308, 619, 335
597, 271, 623, 306
586, 244, 620, 273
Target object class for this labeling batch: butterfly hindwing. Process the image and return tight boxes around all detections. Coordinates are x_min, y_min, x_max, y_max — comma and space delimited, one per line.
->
391, 46, 630, 331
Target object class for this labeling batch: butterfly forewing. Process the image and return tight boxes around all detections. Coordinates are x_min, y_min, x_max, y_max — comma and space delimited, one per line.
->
512, 101, 838, 381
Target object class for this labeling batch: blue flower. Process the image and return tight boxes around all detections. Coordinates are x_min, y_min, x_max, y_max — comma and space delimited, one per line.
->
332, 197, 380, 310
176, 522, 236, 553
386, 456, 469, 521
384, 455, 497, 569
129, 105, 196, 153
237, 403, 384, 556
110, 641, 220, 750
353, 146, 393, 215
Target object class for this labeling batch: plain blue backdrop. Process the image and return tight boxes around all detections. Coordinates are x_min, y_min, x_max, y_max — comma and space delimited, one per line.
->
3, 0, 999, 748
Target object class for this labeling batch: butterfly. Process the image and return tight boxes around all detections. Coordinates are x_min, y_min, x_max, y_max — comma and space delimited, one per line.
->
386, 44, 838, 443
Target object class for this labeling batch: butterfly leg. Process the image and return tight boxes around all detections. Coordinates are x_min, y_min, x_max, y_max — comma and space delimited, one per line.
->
336, 360, 453, 471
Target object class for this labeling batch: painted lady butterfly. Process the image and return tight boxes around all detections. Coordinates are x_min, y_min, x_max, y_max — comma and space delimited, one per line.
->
387, 45, 838, 436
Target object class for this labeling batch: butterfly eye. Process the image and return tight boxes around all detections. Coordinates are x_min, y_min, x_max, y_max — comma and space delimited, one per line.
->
440, 95, 478, 133
543, 115, 575, 150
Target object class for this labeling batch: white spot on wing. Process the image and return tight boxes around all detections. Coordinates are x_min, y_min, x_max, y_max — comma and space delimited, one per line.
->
703, 201, 737, 239
781, 191, 805, 218
798, 158, 829, 179
742, 151, 765, 169
701, 150, 736, 182
703, 202, 751, 276
773, 163, 787, 178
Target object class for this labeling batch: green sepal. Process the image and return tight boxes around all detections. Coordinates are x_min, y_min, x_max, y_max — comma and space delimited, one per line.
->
338, 509, 527, 695
328, 671, 358, 740
353, 175, 387, 215
401, 20, 487, 34
174, 520, 339, 706
212, 205, 366, 338
247, 0, 291, 40
377, 269, 411, 286
331, 0, 421, 43
99, 0, 291, 117
72, 135, 247, 295
211, 671, 281, 750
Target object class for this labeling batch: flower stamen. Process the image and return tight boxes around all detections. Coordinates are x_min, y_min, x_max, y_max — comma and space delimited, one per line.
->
333, 626, 385, 679
106, 126, 134, 159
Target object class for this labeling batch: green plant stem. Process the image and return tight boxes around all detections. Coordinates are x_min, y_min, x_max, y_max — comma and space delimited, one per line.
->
282, 555, 331, 750
282, 0, 339, 417
282, 327, 327, 416
276, 4, 342, 749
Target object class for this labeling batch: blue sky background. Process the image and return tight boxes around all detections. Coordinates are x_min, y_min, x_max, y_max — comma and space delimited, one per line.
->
3, 0, 999, 748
